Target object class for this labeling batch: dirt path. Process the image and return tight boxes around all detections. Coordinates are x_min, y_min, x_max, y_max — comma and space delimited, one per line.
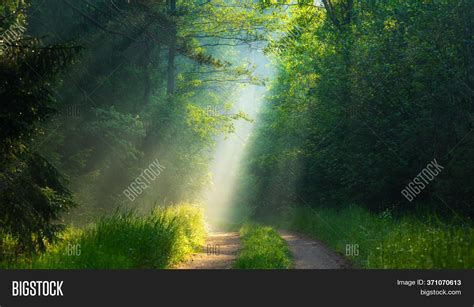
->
174, 232, 240, 269
279, 231, 350, 269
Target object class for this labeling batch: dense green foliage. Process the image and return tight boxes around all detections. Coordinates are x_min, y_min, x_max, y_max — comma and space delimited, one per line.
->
234, 224, 292, 269
0, 1, 78, 252
1, 204, 205, 269
234, 0, 474, 219
1, 0, 269, 255
279, 206, 473, 269
23, 0, 264, 218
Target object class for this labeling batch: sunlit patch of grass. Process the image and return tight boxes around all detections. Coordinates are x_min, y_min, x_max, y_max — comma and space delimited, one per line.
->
285, 206, 473, 269
1, 203, 206, 269
234, 224, 292, 269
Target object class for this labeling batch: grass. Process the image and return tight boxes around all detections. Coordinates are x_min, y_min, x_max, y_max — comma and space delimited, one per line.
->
282, 206, 473, 269
234, 224, 292, 269
1, 203, 206, 269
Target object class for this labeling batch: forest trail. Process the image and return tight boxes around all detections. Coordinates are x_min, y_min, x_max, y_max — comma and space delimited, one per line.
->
174, 232, 240, 269
279, 231, 350, 269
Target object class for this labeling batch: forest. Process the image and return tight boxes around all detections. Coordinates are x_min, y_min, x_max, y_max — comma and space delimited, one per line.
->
0, 0, 473, 269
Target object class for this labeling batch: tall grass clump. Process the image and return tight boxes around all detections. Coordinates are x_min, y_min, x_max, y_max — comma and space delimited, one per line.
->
2, 203, 205, 269
234, 224, 292, 269
285, 206, 473, 269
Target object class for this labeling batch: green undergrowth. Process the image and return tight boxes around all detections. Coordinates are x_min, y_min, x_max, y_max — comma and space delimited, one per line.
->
234, 224, 292, 269
1, 204, 206, 269
282, 206, 473, 269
